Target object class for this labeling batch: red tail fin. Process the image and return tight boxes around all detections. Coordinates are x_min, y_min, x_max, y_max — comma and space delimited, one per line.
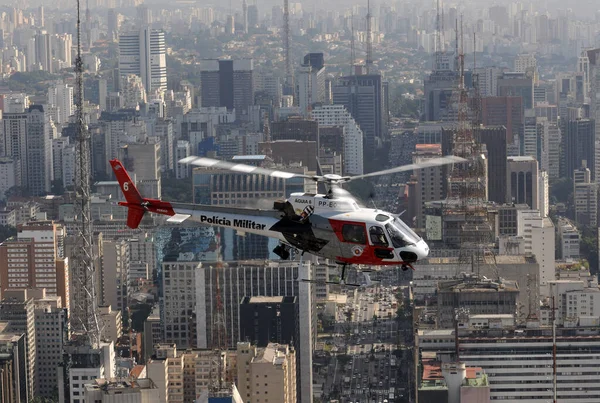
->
110, 159, 143, 204
109, 159, 175, 229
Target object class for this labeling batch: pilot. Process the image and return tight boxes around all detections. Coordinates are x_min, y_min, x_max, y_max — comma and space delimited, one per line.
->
348, 226, 365, 243
369, 226, 388, 246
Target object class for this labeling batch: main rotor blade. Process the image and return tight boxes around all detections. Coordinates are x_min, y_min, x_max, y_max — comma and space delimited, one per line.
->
179, 156, 315, 180
345, 155, 467, 181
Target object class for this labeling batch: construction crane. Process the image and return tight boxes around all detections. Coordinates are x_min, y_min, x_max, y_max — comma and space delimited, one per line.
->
72, 0, 100, 348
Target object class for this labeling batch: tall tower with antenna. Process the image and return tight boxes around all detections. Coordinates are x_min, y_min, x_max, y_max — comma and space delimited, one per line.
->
71, 0, 101, 348
283, 0, 294, 99
365, 0, 373, 74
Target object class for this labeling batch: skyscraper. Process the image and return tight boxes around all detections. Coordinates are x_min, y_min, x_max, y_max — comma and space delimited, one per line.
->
118, 28, 167, 95
332, 74, 386, 164
47, 81, 74, 124
25, 105, 51, 196
507, 156, 539, 209
298, 53, 326, 116
474, 126, 507, 204
199, 59, 254, 119
34, 31, 52, 73
564, 119, 595, 180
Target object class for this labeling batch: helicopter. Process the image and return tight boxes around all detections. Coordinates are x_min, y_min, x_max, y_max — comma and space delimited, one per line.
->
109, 154, 465, 281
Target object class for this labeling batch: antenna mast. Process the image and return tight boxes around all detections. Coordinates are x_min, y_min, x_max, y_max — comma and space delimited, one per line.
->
366, 0, 373, 74
73, 0, 100, 347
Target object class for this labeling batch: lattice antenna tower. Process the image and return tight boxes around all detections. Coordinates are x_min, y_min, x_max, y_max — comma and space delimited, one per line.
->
366, 0, 373, 74
73, 0, 101, 348
212, 261, 228, 390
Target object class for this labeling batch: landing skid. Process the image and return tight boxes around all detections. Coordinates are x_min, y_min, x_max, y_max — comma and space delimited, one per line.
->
299, 260, 361, 287
401, 262, 415, 271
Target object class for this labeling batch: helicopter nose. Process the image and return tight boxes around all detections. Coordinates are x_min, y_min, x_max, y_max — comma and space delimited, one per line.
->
416, 239, 430, 260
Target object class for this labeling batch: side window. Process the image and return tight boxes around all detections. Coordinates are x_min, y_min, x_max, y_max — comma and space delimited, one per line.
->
342, 224, 367, 244
369, 226, 389, 246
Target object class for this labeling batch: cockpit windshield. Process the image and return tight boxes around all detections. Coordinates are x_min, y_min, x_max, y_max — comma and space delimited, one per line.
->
385, 217, 421, 248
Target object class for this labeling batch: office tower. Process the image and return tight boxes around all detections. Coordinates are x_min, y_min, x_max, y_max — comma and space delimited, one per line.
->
239, 296, 297, 346
34, 31, 52, 73
573, 165, 598, 227
579, 50, 591, 100
473, 66, 502, 97
248, 4, 259, 28
199, 59, 254, 119
59, 342, 115, 403
108, 9, 120, 39
1, 108, 27, 187
120, 142, 161, 199
237, 342, 297, 403
538, 118, 561, 182
311, 104, 364, 175
0, 157, 15, 200
423, 53, 458, 121
507, 156, 539, 209
517, 210, 555, 295
408, 144, 445, 229
98, 305, 122, 343
497, 72, 534, 109
0, 324, 28, 402
298, 53, 326, 116
175, 140, 191, 179
25, 105, 52, 196
521, 109, 539, 159
474, 126, 507, 204
136, 4, 151, 26
514, 54, 537, 75
33, 290, 68, 397
564, 119, 595, 180
271, 117, 319, 144
535, 103, 558, 123
47, 81, 74, 124
118, 28, 167, 95
0, 290, 37, 398
0, 221, 70, 303
38, 6, 44, 27
255, 72, 282, 107
480, 97, 523, 145
332, 74, 386, 162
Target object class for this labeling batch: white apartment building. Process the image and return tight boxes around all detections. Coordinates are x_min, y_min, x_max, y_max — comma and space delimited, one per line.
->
311, 104, 364, 175
517, 210, 555, 296
0, 157, 15, 200
544, 279, 600, 326
99, 305, 123, 344
419, 322, 600, 402
557, 218, 580, 260
119, 28, 167, 94
175, 140, 191, 179
46, 81, 74, 125
538, 170, 549, 217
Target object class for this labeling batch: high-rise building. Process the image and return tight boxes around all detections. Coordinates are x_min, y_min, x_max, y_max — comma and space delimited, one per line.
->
507, 156, 539, 209
573, 165, 598, 227
0, 324, 28, 402
474, 126, 507, 204
25, 105, 52, 196
332, 74, 386, 162
517, 210, 555, 295
0, 221, 69, 306
118, 28, 167, 94
34, 31, 52, 73
239, 296, 297, 347
423, 54, 458, 121
47, 81, 74, 124
175, 140, 191, 179
271, 117, 319, 144
473, 66, 502, 97
557, 218, 580, 260
497, 72, 534, 109
564, 119, 595, 181
481, 96, 523, 144
0, 157, 16, 200
297, 53, 326, 117
99, 239, 129, 313
119, 74, 147, 108
236, 342, 297, 403
199, 59, 254, 119
0, 290, 37, 398
248, 5, 259, 28
311, 104, 364, 175
408, 144, 445, 229
120, 142, 162, 199
32, 290, 68, 397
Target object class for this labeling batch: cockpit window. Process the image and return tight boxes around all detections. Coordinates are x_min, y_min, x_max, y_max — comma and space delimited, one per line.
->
385, 218, 421, 248
342, 224, 367, 244
375, 214, 390, 222
369, 226, 389, 246
385, 223, 407, 248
